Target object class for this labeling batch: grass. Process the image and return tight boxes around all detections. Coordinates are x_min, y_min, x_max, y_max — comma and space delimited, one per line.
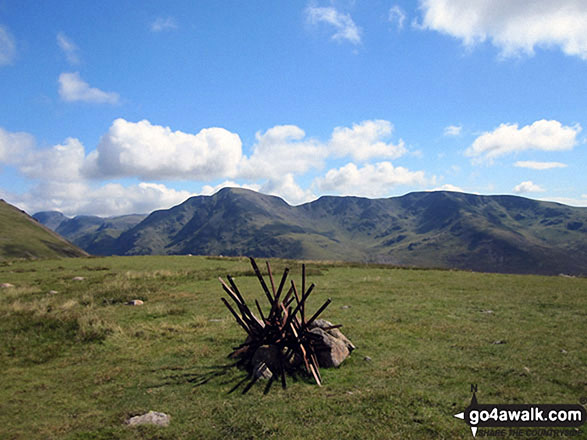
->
0, 255, 585, 439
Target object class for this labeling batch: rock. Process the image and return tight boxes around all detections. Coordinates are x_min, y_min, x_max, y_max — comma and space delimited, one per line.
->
48, 290, 58, 295
480, 310, 494, 314
492, 340, 506, 345
309, 319, 356, 351
341, 305, 351, 309
126, 299, 144, 306
72, 276, 85, 281
363, 356, 372, 362
308, 327, 350, 368
251, 345, 279, 379
126, 411, 170, 427
1, 283, 14, 288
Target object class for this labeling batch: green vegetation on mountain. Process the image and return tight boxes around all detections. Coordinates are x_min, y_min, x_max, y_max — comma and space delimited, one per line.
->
106, 189, 587, 276
0, 200, 87, 260
33, 212, 146, 255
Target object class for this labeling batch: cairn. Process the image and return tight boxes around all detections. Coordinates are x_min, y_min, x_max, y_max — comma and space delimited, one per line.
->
219, 258, 354, 389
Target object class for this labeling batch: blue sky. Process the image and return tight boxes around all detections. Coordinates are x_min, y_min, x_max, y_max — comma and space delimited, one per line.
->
1, 0, 586, 216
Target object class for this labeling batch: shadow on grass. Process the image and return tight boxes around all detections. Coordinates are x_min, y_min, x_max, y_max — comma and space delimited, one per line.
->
149, 363, 309, 395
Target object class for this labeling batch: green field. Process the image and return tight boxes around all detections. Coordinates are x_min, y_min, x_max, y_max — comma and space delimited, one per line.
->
0, 256, 585, 439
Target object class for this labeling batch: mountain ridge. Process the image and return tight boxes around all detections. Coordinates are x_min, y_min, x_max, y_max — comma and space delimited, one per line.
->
34, 188, 587, 275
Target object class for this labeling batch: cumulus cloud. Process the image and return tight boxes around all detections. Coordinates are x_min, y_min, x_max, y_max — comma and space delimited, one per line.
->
444, 124, 462, 136
58, 72, 120, 104
151, 17, 178, 32
389, 5, 406, 30
239, 125, 326, 180
0, 25, 16, 66
12, 181, 192, 217
85, 118, 243, 180
259, 173, 316, 205
314, 161, 428, 197
513, 180, 545, 194
305, 6, 361, 45
514, 160, 568, 170
329, 120, 407, 161
20, 138, 85, 182
465, 119, 581, 164
418, 0, 587, 59
57, 32, 80, 65
0, 127, 35, 164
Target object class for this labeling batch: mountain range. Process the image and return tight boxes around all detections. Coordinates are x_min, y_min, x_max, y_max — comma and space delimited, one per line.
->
33, 188, 587, 276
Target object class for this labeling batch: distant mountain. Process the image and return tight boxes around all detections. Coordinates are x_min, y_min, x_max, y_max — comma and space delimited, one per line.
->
105, 188, 587, 276
0, 200, 87, 260
33, 212, 146, 255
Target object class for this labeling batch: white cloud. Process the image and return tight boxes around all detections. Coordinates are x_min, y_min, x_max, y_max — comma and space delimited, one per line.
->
329, 120, 407, 161
419, 0, 587, 60
86, 118, 243, 180
465, 119, 581, 164
305, 6, 361, 45
259, 174, 316, 205
0, 127, 35, 164
57, 32, 80, 65
444, 124, 462, 136
542, 195, 587, 207
151, 17, 178, 32
239, 125, 326, 180
513, 180, 545, 194
514, 160, 568, 170
12, 181, 192, 217
0, 25, 16, 66
58, 72, 120, 104
389, 5, 406, 30
430, 183, 465, 192
314, 161, 428, 197
20, 138, 85, 182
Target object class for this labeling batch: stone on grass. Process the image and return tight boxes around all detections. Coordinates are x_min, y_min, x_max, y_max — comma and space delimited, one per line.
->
126, 411, 170, 427
1, 283, 15, 288
126, 299, 144, 306
251, 345, 279, 379
72, 276, 85, 281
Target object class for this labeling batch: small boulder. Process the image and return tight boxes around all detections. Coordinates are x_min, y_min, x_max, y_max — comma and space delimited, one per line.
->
308, 327, 350, 368
126, 299, 144, 306
309, 319, 356, 351
72, 276, 85, 281
126, 411, 170, 427
251, 345, 279, 379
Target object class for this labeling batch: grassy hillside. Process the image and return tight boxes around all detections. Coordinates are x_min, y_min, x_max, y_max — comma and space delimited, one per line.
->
0, 256, 585, 439
33, 212, 146, 255
111, 188, 587, 276
0, 200, 87, 260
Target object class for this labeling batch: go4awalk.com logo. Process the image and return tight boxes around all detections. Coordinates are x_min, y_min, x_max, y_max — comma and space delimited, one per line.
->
454, 385, 586, 438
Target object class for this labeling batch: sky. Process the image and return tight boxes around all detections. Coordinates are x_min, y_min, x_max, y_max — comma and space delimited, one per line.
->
1, 0, 586, 217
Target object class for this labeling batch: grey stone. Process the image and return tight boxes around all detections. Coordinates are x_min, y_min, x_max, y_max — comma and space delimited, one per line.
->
309, 327, 350, 368
251, 345, 279, 379
72, 276, 85, 281
309, 319, 356, 352
126, 411, 170, 427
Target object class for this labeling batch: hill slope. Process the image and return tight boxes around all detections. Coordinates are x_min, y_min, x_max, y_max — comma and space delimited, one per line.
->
0, 200, 87, 260
107, 188, 587, 276
33, 212, 146, 255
